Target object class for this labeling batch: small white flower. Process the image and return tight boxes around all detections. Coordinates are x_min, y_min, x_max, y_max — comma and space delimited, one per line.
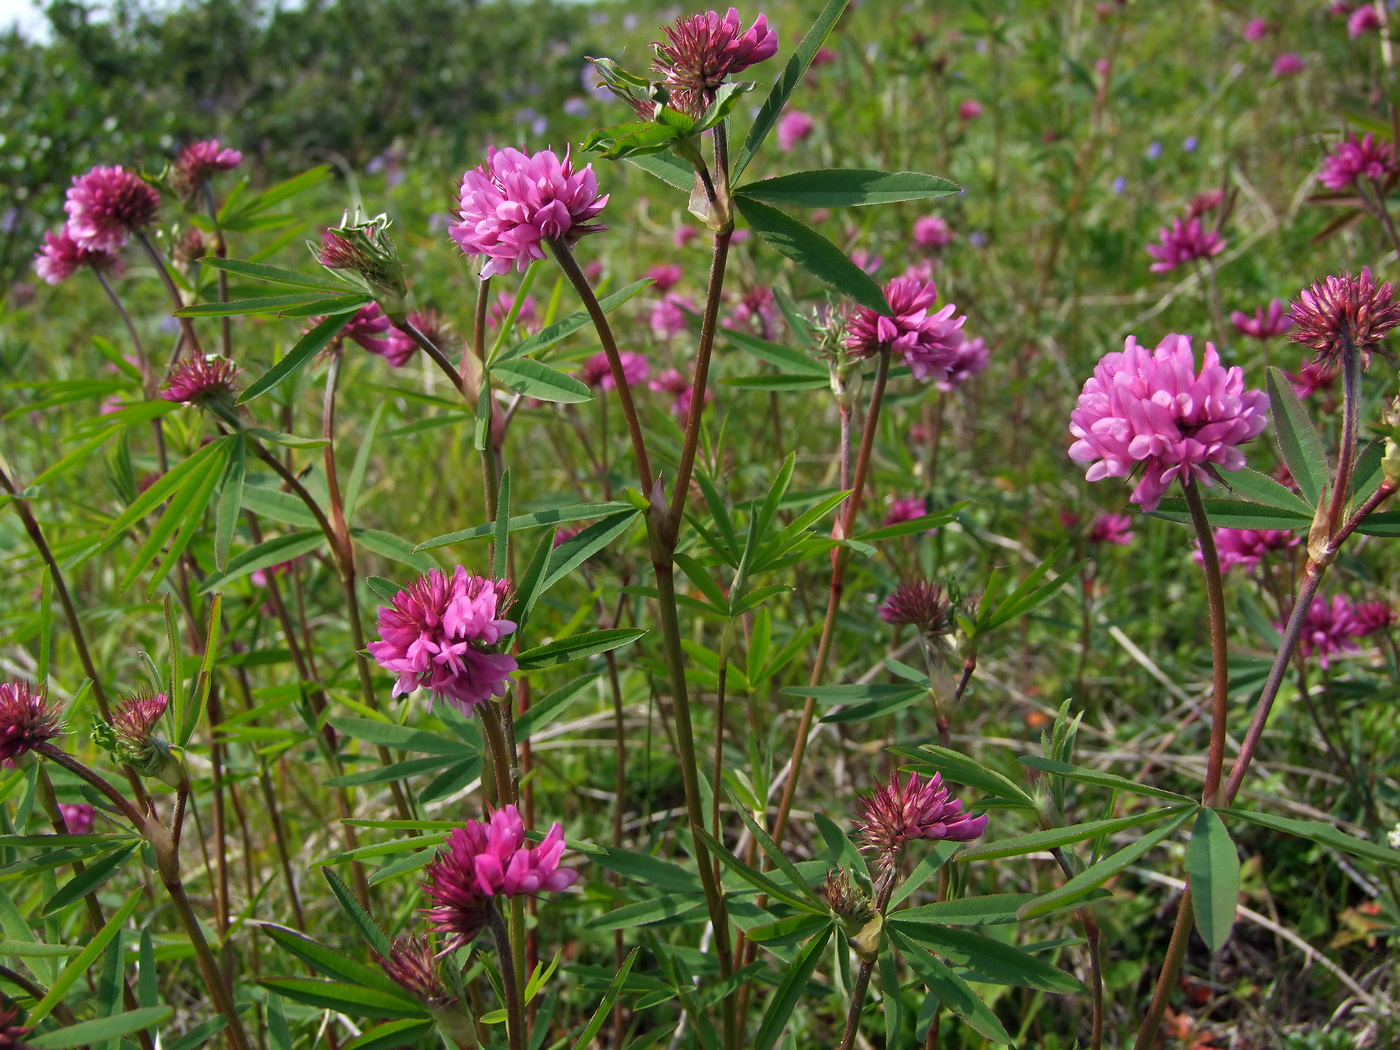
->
1387, 823, 1400, 850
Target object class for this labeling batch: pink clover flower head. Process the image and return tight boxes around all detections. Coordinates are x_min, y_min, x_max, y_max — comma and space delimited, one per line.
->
451, 147, 608, 278
1088, 512, 1135, 546
879, 580, 955, 635
1289, 267, 1400, 365
1354, 600, 1395, 635
1243, 18, 1269, 41
912, 214, 955, 250
776, 110, 815, 151
1272, 52, 1305, 76
0, 682, 61, 763
936, 336, 989, 392
1068, 334, 1269, 512
423, 806, 579, 949
338, 302, 393, 353
883, 495, 927, 527
374, 309, 445, 368
368, 567, 518, 715
488, 293, 537, 334
581, 350, 648, 390
1231, 298, 1293, 340
646, 263, 683, 292
675, 224, 700, 248
1187, 189, 1224, 218
727, 285, 778, 337
111, 689, 168, 747
1318, 133, 1397, 191
59, 803, 95, 835
651, 293, 696, 338
1291, 594, 1363, 668
1205, 527, 1300, 572
844, 275, 966, 382
34, 228, 125, 285
1145, 217, 1226, 273
958, 99, 983, 121
172, 139, 242, 198
653, 8, 779, 116
1348, 5, 1382, 37
160, 354, 240, 407
651, 367, 707, 417
856, 772, 986, 872
64, 166, 161, 252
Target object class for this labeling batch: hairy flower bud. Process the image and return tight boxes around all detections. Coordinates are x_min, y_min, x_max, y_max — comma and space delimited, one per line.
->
317, 211, 409, 321
92, 690, 182, 787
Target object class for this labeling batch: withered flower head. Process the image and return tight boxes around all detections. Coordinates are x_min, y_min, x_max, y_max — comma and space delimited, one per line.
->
879, 580, 956, 635
376, 935, 452, 1006
1290, 267, 1400, 367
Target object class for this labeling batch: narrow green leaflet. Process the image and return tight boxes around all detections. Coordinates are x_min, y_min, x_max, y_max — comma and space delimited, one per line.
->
492, 358, 593, 404
586, 895, 708, 930
892, 891, 1109, 926
1017, 756, 1198, 803
30, 890, 140, 1023
754, 926, 832, 1050
26, 1008, 173, 1049
733, 0, 850, 179
958, 807, 1192, 861
893, 744, 1036, 808
887, 922, 1084, 994
1018, 807, 1196, 919
567, 948, 639, 1050
341, 1020, 437, 1050
692, 826, 820, 913
200, 257, 348, 291
41, 844, 138, 916
239, 313, 351, 404
1185, 808, 1240, 952
1221, 466, 1315, 515
97, 435, 234, 552
733, 196, 890, 315
415, 501, 634, 550
723, 329, 828, 377
174, 292, 343, 317
214, 434, 246, 571
1267, 366, 1329, 505
515, 675, 597, 740
890, 931, 1013, 1045
1152, 497, 1309, 531
352, 528, 437, 572
198, 532, 325, 593
1222, 807, 1400, 867
260, 925, 415, 998
331, 717, 474, 757
515, 628, 646, 671
737, 169, 959, 208
626, 153, 695, 191
576, 844, 704, 895
258, 978, 430, 1020
495, 279, 653, 363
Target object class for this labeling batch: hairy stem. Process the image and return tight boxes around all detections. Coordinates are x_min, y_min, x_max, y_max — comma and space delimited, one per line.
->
1182, 476, 1229, 806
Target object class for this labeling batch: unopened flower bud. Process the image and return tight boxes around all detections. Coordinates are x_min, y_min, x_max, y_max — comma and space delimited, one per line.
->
317, 211, 408, 322
93, 690, 183, 787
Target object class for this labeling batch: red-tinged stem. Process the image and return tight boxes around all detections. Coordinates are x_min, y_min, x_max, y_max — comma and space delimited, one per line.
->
1181, 476, 1229, 807
1132, 887, 1194, 1050
394, 317, 465, 394
135, 231, 203, 357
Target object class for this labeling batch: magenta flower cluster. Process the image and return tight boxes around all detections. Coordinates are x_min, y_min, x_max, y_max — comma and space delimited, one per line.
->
1231, 298, 1293, 340
1318, 133, 1397, 191
1146, 217, 1226, 273
1290, 594, 1391, 668
451, 147, 608, 278
844, 275, 972, 382
856, 772, 986, 872
1203, 527, 1300, 572
423, 805, 578, 948
1069, 334, 1269, 512
368, 567, 518, 715
581, 351, 649, 390
653, 8, 779, 115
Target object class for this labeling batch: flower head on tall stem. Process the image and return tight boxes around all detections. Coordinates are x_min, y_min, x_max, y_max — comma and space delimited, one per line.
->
844, 275, 967, 382
653, 8, 779, 115
1230, 298, 1293, 340
581, 350, 648, 390
159, 354, 240, 408
1272, 52, 1305, 76
34, 229, 124, 284
879, 580, 956, 637
93, 688, 182, 786
1088, 512, 1135, 546
1068, 334, 1269, 512
317, 211, 409, 319
855, 771, 986, 874
1198, 527, 1300, 572
1348, 5, 1383, 37
451, 147, 607, 278
1145, 217, 1225, 273
0, 682, 61, 763
422, 805, 578, 949
170, 139, 242, 199
1354, 600, 1395, 634
777, 110, 815, 150
368, 567, 517, 715
63, 166, 161, 253
1287, 594, 1364, 668
912, 214, 955, 251
1289, 268, 1400, 367
1318, 133, 1397, 191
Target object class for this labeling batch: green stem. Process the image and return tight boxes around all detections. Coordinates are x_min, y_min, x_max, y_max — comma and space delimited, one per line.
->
488, 904, 526, 1050
135, 231, 203, 357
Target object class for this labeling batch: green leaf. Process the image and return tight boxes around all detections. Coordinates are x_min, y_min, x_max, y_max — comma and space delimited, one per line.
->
722, 329, 828, 376
214, 434, 246, 572
506, 529, 554, 629
578, 845, 703, 894
892, 744, 1036, 808
755, 925, 832, 1050
496, 280, 653, 363
323, 755, 451, 788
733, 0, 850, 180
586, 895, 707, 930
1222, 807, 1400, 867
221, 166, 331, 222
493, 469, 511, 580
174, 292, 341, 317
1152, 496, 1309, 531
260, 925, 414, 998
692, 827, 819, 913
1017, 756, 1198, 803
515, 675, 597, 741
343, 402, 387, 520
738, 169, 959, 208
166, 1014, 233, 1050
415, 501, 635, 550
26, 1007, 173, 1048
893, 891, 1110, 926
733, 196, 889, 314
352, 528, 437, 572
727, 797, 828, 910
890, 931, 1013, 1044
721, 374, 829, 392
492, 358, 593, 404
331, 718, 471, 757
958, 807, 1192, 861
258, 978, 430, 1019
1019, 808, 1196, 918
30, 890, 140, 1023
41, 844, 137, 916
567, 949, 639, 1050
1267, 366, 1329, 505
1221, 467, 1315, 515
97, 436, 232, 553
626, 153, 695, 191
201, 257, 347, 291
118, 440, 231, 594
323, 870, 392, 957
887, 923, 1084, 994
340, 1020, 437, 1050
582, 120, 686, 160
854, 506, 962, 543
1185, 808, 1240, 952
198, 532, 325, 593
745, 913, 833, 946
516, 628, 646, 671
238, 313, 349, 404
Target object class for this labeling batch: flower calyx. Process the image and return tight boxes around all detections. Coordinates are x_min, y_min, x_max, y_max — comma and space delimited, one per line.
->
316, 210, 409, 322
